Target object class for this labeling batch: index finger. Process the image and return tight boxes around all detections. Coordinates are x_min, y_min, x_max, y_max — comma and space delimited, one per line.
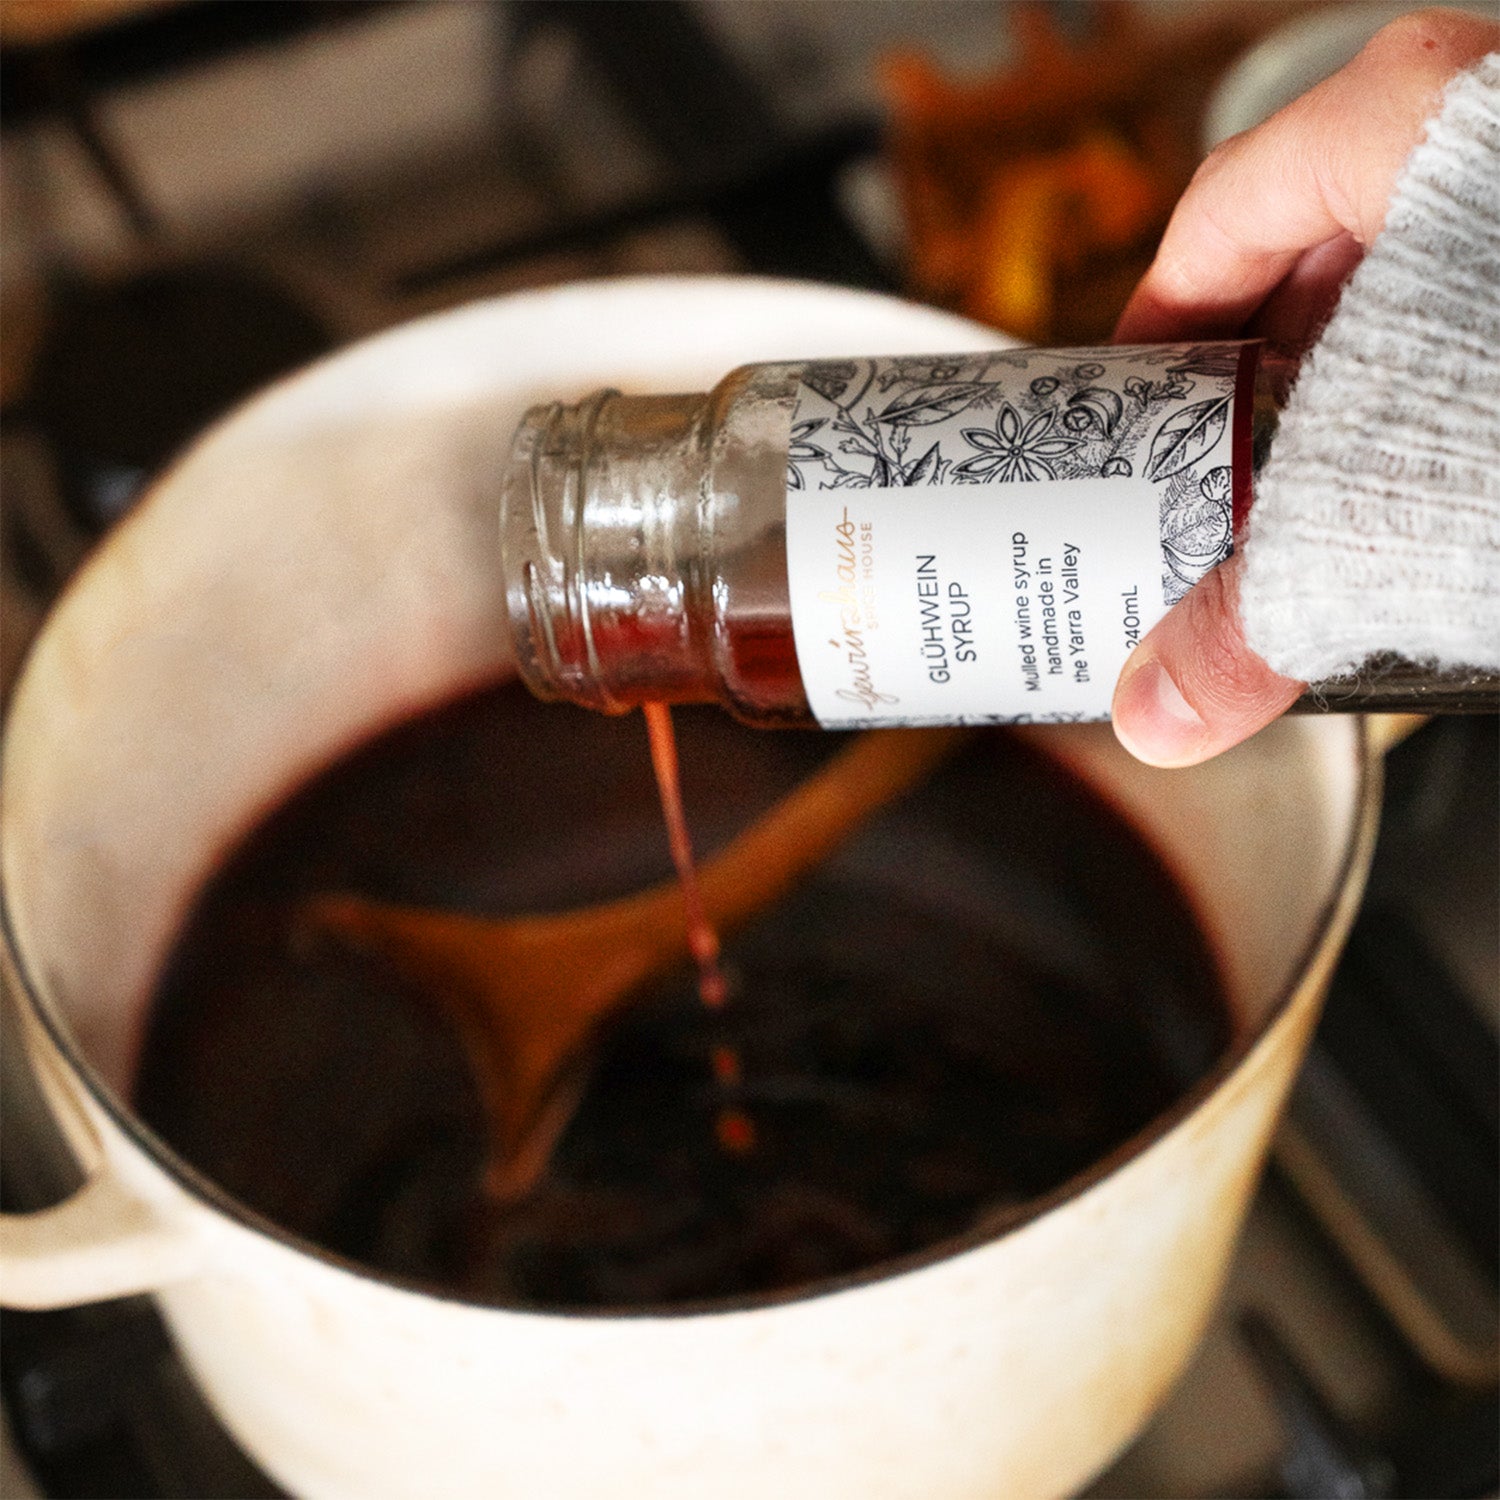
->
1115, 8, 1500, 342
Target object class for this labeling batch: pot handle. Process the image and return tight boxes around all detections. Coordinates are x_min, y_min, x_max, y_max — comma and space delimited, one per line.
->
0, 1169, 204, 1309
1, 965, 208, 1308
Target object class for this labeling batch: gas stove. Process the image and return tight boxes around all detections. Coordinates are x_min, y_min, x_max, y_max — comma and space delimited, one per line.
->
2, 4, 1494, 1496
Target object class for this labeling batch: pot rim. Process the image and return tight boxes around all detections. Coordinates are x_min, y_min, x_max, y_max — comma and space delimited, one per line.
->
0, 274, 1384, 1321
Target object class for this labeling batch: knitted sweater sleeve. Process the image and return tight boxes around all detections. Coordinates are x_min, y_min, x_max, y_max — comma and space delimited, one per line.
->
1237, 53, 1500, 681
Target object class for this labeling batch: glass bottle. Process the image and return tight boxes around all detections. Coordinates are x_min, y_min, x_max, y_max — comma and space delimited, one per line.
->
499, 343, 1495, 726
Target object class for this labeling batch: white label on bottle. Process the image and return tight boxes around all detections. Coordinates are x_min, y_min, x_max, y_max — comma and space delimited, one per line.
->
784, 344, 1252, 727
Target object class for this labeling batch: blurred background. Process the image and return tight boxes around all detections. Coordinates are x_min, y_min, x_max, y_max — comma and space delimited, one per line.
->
0, 3, 1494, 1497
0, 0, 1373, 671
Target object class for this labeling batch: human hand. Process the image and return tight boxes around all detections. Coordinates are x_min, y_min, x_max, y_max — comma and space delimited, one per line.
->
1109, 7, 1500, 767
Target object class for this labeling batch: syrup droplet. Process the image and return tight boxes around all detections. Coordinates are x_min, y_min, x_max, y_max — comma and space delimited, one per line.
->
714, 1108, 757, 1156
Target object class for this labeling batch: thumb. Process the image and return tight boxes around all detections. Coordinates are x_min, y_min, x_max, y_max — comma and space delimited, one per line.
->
1111, 553, 1304, 767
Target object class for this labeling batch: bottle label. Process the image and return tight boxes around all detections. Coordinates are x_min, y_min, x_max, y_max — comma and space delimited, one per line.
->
783, 343, 1257, 728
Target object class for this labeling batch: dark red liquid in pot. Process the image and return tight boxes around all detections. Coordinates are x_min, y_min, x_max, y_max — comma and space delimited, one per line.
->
136, 685, 1233, 1309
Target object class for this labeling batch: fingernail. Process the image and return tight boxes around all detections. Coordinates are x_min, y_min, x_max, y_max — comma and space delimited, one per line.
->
1113, 654, 1206, 766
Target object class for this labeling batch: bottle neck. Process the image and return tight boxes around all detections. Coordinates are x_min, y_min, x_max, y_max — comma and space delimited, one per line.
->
501, 389, 717, 713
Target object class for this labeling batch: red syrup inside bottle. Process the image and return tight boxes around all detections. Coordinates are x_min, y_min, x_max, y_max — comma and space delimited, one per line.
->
641, 701, 757, 1156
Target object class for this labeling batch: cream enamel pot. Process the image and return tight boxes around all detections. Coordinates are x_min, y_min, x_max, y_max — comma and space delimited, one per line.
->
0, 278, 1378, 1500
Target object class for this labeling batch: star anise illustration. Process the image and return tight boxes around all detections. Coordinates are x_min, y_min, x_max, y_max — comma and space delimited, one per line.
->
953, 403, 1079, 482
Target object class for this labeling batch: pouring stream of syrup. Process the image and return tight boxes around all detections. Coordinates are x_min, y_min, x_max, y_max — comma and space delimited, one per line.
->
642, 702, 755, 1155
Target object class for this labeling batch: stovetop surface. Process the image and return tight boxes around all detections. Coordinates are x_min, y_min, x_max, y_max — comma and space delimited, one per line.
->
2, 4, 1495, 1496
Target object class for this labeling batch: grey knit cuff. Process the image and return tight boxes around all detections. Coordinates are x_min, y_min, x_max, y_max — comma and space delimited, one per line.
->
1238, 53, 1500, 681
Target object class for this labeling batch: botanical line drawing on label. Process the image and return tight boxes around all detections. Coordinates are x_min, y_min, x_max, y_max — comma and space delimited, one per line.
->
787, 343, 1245, 605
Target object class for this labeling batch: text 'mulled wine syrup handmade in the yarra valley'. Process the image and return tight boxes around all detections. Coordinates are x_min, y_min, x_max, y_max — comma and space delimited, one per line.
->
500, 342, 1285, 728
